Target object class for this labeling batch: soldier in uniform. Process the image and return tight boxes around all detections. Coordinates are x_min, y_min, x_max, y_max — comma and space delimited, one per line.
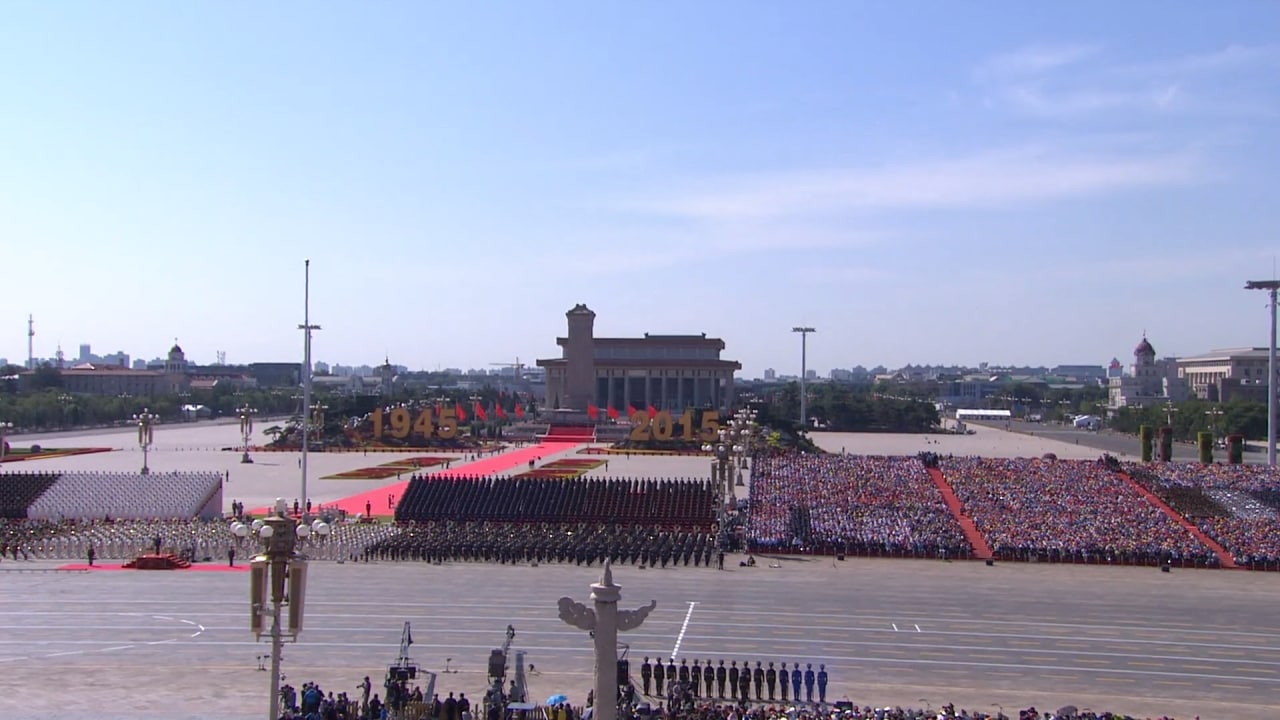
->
804, 663, 816, 703
778, 663, 789, 702
640, 657, 652, 696
790, 662, 802, 702
765, 662, 777, 701
677, 658, 690, 692
690, 659, 701, 697
727, 661, 739, 701
752, 661, 764, 700
715, 660, 727, 698
666, 658, 677, 695
737, 660, 751, 702
702, 660, 715, 700
653, 656, 665, 695
817, 664, 828, 704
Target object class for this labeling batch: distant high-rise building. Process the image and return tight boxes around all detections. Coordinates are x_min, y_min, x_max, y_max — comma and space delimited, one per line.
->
78, 344, 92, 362
805, 369, 818, 380
763, 368, 776, 380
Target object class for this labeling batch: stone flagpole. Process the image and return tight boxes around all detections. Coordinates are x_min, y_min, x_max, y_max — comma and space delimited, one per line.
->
558, 561, 656, 720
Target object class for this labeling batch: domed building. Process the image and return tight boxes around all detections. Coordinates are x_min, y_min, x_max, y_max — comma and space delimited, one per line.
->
1108, 334, 1188, 409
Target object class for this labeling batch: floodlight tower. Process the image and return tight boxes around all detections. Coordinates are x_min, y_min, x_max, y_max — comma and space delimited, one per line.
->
1245, 280, 1280, 466
791, 327, 816, 427
298, 260, 322, 519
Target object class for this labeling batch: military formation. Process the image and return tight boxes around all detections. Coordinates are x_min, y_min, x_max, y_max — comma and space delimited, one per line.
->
638, 657, 830, 705
395, 475, 718, 526
364, 520, 721, 567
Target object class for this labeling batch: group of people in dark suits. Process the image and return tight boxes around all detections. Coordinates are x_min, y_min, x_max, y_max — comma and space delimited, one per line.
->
638, 657, 829, 705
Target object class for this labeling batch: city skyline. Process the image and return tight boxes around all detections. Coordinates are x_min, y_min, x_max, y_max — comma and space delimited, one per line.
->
2, 3, 1278, 377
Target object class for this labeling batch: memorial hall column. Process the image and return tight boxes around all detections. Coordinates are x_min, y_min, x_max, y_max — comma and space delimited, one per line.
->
676, 371, 684, 410
644, 374, 652, 410
606, 371, 616, 411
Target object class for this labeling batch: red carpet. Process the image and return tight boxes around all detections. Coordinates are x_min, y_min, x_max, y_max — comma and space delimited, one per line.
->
927, 467, 994, 560
294, 442, 586, 518
1118, 472, 1238, 569
58, 563, 248, 572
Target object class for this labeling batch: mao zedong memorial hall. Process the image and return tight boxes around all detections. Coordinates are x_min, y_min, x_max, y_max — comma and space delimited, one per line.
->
537, 304, 742, 414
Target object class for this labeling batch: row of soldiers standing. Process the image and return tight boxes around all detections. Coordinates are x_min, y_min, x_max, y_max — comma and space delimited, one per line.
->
639, 658, 828, 704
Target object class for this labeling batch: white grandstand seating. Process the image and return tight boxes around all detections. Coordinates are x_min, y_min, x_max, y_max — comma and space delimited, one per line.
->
26, 471, 224, 521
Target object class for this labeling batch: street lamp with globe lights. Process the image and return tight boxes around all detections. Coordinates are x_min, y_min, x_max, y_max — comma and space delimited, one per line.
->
0, 420, 12, 467
229, 499, 327, 720
239, 405, 258, 464
134, 409, 159, 475
702, 408, 756, 517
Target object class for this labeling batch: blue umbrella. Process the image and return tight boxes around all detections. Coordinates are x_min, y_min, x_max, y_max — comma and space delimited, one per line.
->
545, 694, 569, 706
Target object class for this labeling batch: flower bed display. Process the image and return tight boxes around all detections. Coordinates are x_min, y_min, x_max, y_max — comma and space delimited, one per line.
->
378, 457, 449, 470
0, 447, 113, 463
323, 466, 402, 480
512, 458, 605, 479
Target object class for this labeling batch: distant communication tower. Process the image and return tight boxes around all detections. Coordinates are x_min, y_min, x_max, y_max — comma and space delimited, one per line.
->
216, 350, 227, 366
27, 314, 34, 370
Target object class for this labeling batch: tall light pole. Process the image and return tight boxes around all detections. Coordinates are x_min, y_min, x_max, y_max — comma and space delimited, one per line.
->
134, 409, 159, 475
1245, 280, 1279, 466
298, 260, 322, 519
792, 327, 815, 427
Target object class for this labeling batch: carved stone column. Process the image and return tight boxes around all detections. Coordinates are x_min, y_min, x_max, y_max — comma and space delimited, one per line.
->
557, 561, 656, 720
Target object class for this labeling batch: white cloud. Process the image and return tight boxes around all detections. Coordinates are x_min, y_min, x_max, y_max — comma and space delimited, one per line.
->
624, 147, 1200, 222
976, 45, 1099, 79
977, 43, 1280, 119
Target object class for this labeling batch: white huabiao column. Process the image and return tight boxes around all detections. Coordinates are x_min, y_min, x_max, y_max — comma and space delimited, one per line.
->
558, 561, 656, 720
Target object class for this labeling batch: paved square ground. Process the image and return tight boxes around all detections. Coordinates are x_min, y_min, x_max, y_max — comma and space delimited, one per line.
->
3, 421, 1279, 720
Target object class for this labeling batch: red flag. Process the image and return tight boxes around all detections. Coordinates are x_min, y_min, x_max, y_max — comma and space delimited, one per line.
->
516, 404, 525, 418
455, 401, 467, 422
628, 405, 638, 416
587, 403, 599, 420
647, 405, 657, 419
496, 404, 508, 420
434, 403, 442, 418
607, 405, 620, 420
476, 402, 488, 421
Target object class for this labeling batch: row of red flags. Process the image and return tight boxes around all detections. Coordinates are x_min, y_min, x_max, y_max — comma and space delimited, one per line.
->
440, 401, 665, 422
436, 401, 525, 423
587, 404, 657, 421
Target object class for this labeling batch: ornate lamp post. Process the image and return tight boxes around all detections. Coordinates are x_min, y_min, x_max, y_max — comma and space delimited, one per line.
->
239, 405, 258, 464
134, 408, 159, 475
58, 393, 75, 429
1206, 407, 1225, 439
703, 408, 756, 516
1163, 401, 1179, 427
231, 500, 326, 720
0, 420, 12, 468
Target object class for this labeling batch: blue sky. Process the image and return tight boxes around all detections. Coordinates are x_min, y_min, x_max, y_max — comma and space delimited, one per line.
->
2, 2, 1278, 377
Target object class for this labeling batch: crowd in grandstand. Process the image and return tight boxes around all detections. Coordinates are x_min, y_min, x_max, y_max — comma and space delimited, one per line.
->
941, 457, 1216, 566
747, 455, 970, 558
1126, 462, 1280, 568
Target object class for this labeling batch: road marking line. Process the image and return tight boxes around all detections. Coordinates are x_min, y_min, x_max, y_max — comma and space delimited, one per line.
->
914, 624, 921, 632
892, 624, 898, 632
670, 602, 697, 659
